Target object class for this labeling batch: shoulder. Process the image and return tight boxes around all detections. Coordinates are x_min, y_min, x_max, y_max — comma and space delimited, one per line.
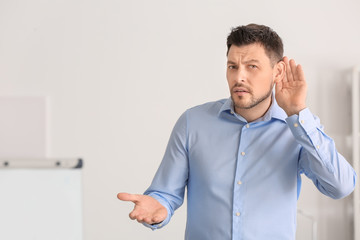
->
186, 99, 227, 115
179, 99, 228, 127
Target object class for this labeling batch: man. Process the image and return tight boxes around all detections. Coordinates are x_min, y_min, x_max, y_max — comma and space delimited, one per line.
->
118, 24, 357, 239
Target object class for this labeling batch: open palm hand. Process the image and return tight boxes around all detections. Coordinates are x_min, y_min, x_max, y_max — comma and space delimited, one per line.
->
117, 192, 167, 225
275, 57, 307, 116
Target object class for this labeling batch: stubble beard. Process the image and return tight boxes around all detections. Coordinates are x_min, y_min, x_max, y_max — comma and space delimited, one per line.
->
232, 82, 274, 110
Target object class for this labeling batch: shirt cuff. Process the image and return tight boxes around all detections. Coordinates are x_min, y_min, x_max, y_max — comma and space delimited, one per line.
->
285, 108, 318, 137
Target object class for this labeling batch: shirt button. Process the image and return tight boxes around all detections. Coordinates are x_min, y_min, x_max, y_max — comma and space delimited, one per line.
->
241, 152, 245, 156
245, 124, 250, 128
230, 111, 234, 115
301, 120, 305, 124
294, 123, 299, 127
236, 212, 241, 216
316, 145, 320, 149
237, 181, 242, 185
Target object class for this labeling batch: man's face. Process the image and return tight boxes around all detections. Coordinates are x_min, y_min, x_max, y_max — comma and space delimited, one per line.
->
226, 43, 276, 113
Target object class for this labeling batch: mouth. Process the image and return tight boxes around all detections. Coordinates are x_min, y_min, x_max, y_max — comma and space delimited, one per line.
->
233, 87, 250, 96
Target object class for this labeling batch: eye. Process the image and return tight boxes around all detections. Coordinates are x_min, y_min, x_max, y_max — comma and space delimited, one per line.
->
249, 65, 257, 69
228, 65, 236, 70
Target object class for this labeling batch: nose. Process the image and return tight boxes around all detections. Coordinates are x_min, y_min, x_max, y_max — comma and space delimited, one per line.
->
234, 67, 246, 83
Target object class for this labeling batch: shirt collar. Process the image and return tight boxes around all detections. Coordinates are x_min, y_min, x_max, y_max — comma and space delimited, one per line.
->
218, 93, 287, 123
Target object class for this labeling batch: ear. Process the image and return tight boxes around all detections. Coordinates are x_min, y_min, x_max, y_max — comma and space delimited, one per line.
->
273, 60, 286, 83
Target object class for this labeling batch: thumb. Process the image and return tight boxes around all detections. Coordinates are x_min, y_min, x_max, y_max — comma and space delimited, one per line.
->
117, 192, 140, 203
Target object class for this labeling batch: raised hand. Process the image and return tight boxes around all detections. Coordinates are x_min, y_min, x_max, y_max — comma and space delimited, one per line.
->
117, 192, 167, 225
275, 56, 307, 116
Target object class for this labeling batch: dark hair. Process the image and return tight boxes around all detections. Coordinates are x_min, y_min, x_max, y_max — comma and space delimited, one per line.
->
226, 24, 283, 64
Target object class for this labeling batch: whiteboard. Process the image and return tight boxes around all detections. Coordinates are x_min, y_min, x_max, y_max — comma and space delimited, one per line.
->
0, 167, 83, 240
0, 97, 83, 239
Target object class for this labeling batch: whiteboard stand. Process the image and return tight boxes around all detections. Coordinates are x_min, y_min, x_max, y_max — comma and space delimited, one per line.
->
0, 158, 83, 240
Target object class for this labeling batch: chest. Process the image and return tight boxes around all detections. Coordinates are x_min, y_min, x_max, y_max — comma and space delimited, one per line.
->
187, 121, 300, 187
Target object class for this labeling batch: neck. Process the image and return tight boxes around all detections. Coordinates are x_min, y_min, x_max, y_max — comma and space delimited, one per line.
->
235, 95, 272, 122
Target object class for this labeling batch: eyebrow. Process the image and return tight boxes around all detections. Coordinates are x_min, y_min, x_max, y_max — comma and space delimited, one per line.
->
227, 59, 260, 65
243, 59, 260, 64
227, 60, 237, 65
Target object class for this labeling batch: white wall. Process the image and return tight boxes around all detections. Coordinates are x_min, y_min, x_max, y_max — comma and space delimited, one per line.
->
1, 0, 360, 239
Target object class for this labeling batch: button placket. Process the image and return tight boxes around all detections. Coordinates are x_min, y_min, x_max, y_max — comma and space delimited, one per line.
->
233, 125, 247, 226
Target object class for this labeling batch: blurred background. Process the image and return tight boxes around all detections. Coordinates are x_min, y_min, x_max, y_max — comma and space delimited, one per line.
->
0, 0, 359, 239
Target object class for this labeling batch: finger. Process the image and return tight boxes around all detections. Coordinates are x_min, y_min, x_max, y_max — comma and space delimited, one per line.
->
129, 206, 143, 220
295, 64, 305, 82
152, 215, 164, 224
282, 56, 289, 64
117, 192, 140, 203
131, 210, 151, 224
281, 70, 288, 83
284, 57, 294, 82
289, 59, 297, 82
282, 57, 288, 82
129, 210, 138, 220
142, 216, 151, 224
136, 216, 144, 223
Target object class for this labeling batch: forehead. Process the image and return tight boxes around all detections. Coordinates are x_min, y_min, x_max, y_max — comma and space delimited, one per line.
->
227, 43, 270, 62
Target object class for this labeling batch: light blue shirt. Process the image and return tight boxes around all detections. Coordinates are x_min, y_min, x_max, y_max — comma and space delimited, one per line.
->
144, 96, 356, 240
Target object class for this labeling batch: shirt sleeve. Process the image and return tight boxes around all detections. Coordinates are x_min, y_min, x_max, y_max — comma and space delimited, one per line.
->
143, 111, 189, 230
286, 108, 357, 199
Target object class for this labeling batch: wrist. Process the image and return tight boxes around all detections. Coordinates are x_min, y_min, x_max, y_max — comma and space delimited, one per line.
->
285, 105, 307, 117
